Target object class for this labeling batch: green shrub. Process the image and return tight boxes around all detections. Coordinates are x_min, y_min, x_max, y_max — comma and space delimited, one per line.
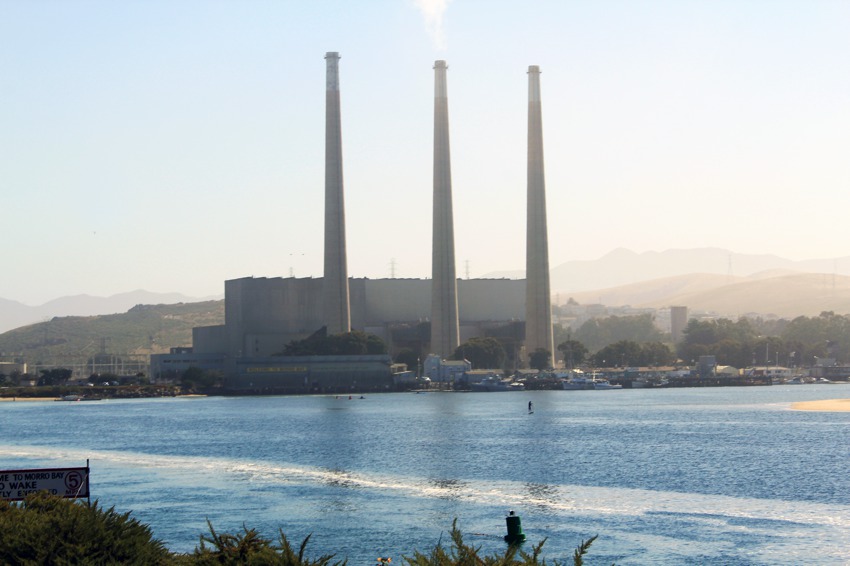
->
402, 519, 603, 566
179, 520, 345, 566
0, 492, 170, 565
0, 494, 604, 565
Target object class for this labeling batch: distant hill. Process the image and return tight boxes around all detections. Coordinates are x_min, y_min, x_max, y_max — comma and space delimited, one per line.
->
566, 272, 850, 318
0, 301, 224, 366
3, 270, 850, 368
4, 248, 850, 364
0, 290, 222, 334
485, 247, 850, 294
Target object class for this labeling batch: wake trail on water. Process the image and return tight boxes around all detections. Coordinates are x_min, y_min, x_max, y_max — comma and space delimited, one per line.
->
4, 443, 848, 533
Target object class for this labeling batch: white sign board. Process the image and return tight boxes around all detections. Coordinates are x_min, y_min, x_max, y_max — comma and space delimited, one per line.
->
0, 466, 89, 501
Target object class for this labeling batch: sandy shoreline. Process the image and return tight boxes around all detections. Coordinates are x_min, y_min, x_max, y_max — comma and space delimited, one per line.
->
790, 399, 850, 412
1, 394, 205, 402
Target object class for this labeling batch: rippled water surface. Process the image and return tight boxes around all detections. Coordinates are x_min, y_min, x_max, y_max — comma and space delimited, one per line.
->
2, 386, 849, 564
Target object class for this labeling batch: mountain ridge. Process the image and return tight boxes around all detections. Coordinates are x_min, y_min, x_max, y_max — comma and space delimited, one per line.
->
485, 247, 850, 293
4, 248, 850, 334
565, 271, 850, 319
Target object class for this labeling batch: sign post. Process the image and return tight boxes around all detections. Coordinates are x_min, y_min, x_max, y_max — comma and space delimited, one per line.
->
0, 461, 90, 504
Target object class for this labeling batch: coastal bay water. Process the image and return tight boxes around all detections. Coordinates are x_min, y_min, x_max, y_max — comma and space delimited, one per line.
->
2, 386, 849, 564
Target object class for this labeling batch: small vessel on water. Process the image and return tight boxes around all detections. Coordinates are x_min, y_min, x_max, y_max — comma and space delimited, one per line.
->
561, 376, 593, 390
560, 372, 622, 390
592, 379, 622, 390
56, 394, 102, 402
470, 377, 525, 392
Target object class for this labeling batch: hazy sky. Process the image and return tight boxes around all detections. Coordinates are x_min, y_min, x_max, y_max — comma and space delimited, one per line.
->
3, 1, 849, 305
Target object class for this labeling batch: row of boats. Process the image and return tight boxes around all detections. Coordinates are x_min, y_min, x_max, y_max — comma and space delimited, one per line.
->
560, 375, 622, 390
783, 376, 836, 385
470, 373, 622, 392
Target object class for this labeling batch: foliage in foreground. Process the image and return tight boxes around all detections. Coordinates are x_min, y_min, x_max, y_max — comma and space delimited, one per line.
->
404, 519, 605, 566
0, 492, 170, 565
1, 494, 608, 565
177, 520, 345, 566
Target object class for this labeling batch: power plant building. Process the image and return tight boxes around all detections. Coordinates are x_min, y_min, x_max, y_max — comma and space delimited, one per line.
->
170, 276, 525, 390
152, 54, 558, 390
192, 276, 525, 359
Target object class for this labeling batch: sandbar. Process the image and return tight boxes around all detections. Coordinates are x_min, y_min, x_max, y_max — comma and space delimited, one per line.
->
791, 399, 850, 412
0, 397, 58, 402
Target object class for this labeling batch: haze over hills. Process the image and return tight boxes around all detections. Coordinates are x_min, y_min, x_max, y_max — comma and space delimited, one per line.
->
486, 248, 850, 295
2, 272, 848, 367
566, 272, 850, 319
3, 248, 850, 335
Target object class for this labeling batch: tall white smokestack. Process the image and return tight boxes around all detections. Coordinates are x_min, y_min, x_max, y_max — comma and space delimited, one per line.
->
525, 65, 554, 366
430, 60, 460, 358
322, 52, 351, 334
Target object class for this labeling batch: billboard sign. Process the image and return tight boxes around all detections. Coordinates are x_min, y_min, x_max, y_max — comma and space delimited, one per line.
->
0, 466, 89, 501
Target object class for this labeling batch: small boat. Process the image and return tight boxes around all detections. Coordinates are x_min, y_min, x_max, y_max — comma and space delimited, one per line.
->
562, 377, 593, 390
561, 372, 622, 390
56, 394, 102, 402
57, 394, 83, 402
470, 377, 525, 392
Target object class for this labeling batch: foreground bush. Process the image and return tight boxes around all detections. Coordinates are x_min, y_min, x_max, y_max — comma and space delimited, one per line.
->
177, 520, 345, 566
0, 494, 604, 565
0, 492, 170, 565
404, 518, 600, 566
183, 518, 601, 566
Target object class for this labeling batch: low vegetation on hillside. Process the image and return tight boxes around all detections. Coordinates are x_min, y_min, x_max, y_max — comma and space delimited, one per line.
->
0, 301, 223, 366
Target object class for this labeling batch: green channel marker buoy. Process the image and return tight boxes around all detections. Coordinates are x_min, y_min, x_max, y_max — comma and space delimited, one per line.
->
504, 510, 526, 544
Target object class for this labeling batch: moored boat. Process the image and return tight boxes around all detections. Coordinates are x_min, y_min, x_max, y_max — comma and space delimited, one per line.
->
470, 377, 525, 392
57, 394, 83, 402
561, 376, 593, 390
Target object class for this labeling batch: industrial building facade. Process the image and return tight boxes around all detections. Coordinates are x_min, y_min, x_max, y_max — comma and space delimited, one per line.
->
151, 276, 525, 389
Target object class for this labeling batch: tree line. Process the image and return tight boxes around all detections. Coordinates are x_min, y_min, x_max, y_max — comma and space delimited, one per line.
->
432, 311, 850, 371
678, 311, 850, 368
